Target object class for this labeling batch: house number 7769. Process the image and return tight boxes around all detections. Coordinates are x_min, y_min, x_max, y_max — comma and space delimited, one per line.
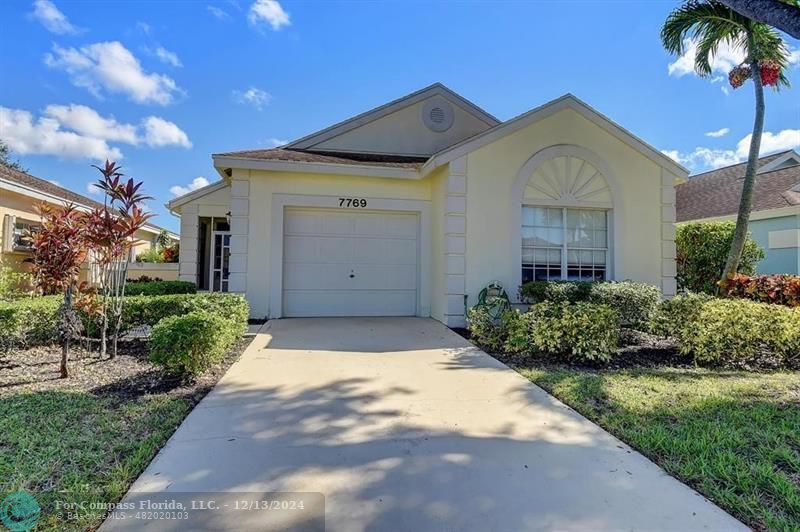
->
339, 198, 367, 208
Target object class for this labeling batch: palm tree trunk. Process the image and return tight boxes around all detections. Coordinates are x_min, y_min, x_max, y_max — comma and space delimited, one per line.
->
720, 39, 765, 287
60, 284, 72, 378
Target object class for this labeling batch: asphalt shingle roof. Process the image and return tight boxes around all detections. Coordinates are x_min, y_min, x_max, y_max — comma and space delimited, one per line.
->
0, 163, 173, 233
215, 148, 427, 170
676, 151, 800, 222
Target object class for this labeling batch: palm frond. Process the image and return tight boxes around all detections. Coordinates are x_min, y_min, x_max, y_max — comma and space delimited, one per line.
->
661, 0, 748, 77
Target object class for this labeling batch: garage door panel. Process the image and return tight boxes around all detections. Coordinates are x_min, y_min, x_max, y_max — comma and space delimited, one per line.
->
351, 238, 417, 264
284, 290, 416, 317
282, 208, 419, 317
284, 263, 416, 291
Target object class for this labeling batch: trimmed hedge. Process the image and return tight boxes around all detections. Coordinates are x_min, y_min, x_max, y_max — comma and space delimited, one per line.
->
721, 273, 800, 307
120, 293, 249, 335
123, 280, 197, 297
0, 296, 61, 350
149, 311, 239, 376
520, 280, 661, 329
676, 222, 763, 294
652, 294, 799, 368
468, 302, 620, 363
0, 293, 249, 349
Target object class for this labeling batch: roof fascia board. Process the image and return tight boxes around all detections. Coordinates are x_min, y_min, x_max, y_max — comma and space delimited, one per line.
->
678, 205, 800, 224
423, 95, 690, 178
757, 150, 800, 174
286, 83, 500, 151
167, 179, 229, 209
213, 155, 421, 180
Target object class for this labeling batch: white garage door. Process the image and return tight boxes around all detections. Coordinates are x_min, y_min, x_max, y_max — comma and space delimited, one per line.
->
282, 208, 418, 317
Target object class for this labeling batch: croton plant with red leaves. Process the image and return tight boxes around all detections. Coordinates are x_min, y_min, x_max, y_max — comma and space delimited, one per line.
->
720, 273, 800, 307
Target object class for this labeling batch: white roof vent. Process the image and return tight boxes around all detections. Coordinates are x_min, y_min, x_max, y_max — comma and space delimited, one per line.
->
422, 98, 454, 132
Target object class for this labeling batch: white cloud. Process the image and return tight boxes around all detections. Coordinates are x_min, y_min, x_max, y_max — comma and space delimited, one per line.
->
0, 104, 192, 161
31, 0, 81, 35
248, 0, 290, 30
0, 106, 122, 161
43, 104, 139, 144
45, 41, 183, 105
738, 130, 800, 158
668, 37, 800, 79
153, 46, 182, 67
48, 180, 62, 187
142, 116, 192, 148
265, 137, 288, 148
704, 127, 730, 138
170, 176, 209, 197
663, 129, 800, 172
87, 182, 103, 196
232, 87, 271, 110
136, 21, 152, 35
207, 5, 231, 20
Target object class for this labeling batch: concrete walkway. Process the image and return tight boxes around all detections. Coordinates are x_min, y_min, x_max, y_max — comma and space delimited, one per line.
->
107, 318, 744, 531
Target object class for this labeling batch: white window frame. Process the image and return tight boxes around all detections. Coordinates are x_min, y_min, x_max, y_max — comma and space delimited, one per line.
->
521, 205, 611, 283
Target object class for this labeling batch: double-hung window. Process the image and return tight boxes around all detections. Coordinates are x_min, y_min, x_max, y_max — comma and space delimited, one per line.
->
522, 206, 608, 282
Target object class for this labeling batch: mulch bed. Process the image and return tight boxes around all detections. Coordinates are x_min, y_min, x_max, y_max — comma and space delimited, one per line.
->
0, 337, 252, 405
453, 326, 694, 370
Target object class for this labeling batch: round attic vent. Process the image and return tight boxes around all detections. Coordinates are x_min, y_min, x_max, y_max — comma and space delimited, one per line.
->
422, 99, 454, 132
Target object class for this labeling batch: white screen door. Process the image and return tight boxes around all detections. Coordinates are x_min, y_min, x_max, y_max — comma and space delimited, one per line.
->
211, 231, 231, 292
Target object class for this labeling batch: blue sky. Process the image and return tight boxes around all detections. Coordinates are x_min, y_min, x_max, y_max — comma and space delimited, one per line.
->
1, 0, 799, 232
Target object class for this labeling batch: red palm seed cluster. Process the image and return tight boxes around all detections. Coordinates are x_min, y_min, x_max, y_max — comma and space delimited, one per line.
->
759, 60, 781, 86
728, 65, 750, 89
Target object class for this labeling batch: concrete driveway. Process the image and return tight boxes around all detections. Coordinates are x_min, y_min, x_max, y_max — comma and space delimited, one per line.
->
107, 318, 743, 531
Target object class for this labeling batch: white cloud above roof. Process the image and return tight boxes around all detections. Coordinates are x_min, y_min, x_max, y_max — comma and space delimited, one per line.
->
704, 127, 729, 138
662, 129, 800, 172
0, 104, 191, 161
170, 176, 209, 197
232, 87, 271, 110
31, 0, 82, 35
45, 41, 184, 105
248, 0, 290, 30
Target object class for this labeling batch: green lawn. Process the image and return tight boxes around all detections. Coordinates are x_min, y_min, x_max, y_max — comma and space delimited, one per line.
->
518, 366, 800, 531
0, 391, 190, 531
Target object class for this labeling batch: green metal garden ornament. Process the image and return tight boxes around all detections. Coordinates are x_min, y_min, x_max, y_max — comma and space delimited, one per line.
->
474, 281, 511, 319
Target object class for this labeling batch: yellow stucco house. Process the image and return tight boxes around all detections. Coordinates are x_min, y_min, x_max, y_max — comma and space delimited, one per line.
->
0, 163, 178, 283
168, 83, 686, 326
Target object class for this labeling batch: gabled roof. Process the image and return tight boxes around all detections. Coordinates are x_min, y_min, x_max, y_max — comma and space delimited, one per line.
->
210, 85, 689, 181
423, 93, 689, 177
0, 163, 176, 236
676, 151, 800, 222
285, 83, 500, 152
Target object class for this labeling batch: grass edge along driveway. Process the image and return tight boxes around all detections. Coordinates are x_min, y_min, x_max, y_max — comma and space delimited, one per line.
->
517, 365, 800, 531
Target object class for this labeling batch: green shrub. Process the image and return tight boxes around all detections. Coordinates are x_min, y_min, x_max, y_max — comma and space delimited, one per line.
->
0, 296, 61, 350
678, 298, 796, 367
120, 293, 249, 334
520, 280, 660, 329
469, 302, 620, 363
124, 280, 197, 297
519, 281, 592, 304
467, 306, 506, 353
527, 302, 620, 362
653, 294, 799, 368
649, 292, 712, 338
0, 266, 33, 301
149, 311, 238, 376
676, 222, 764, 294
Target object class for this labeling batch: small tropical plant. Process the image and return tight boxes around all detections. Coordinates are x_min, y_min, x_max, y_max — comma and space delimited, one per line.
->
27, 203, 89, 377
84, 161, 153, 358
661, 1, 791, 287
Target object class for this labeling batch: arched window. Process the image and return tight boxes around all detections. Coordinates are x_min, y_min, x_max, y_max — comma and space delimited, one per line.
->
514, 146, 618, 284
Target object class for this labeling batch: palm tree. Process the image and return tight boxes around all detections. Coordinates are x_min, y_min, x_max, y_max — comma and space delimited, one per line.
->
661, 1, 791, 287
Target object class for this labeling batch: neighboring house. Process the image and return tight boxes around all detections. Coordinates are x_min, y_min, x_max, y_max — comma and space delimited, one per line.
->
168, 83, 685, 326
676, 150, 800, 275
0, 163, 179, 282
